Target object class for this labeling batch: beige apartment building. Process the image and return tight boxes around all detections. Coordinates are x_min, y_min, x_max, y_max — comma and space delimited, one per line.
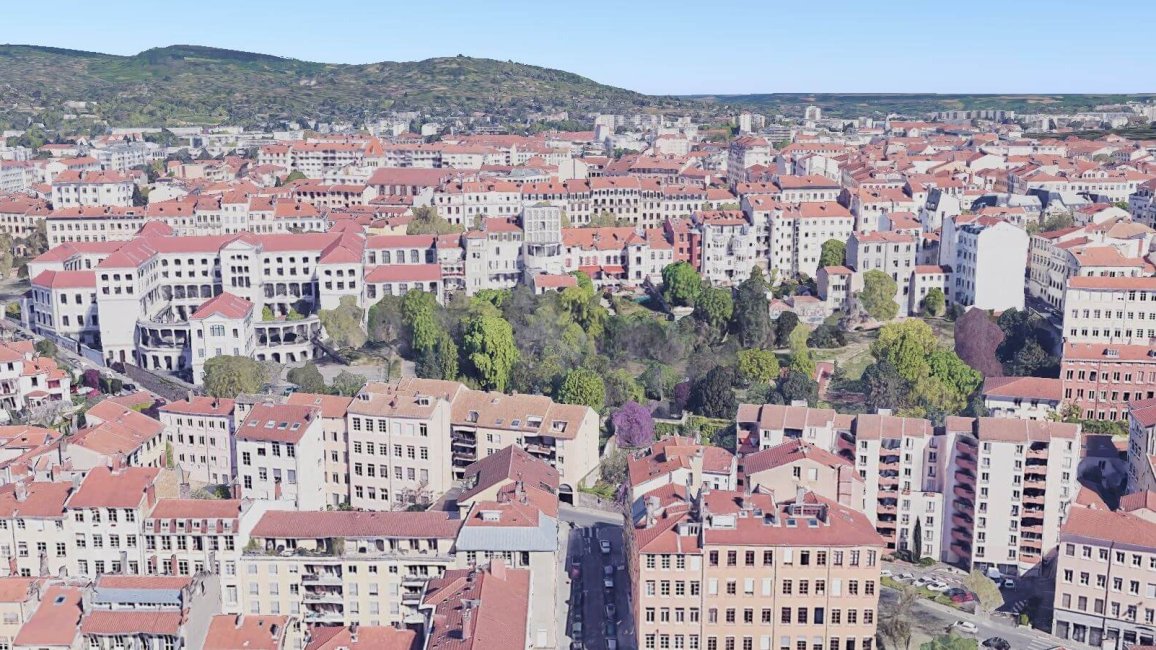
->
942, 417, 1081, 576
1063, 276, 1156, 345
159, 396, 237, 486
628, 488, 885, 650
740, 440, 863, 510
1052, 491, 1156, 650
235, 402, 326, 510
285, 392, 354, 508
238, 510, 461, 628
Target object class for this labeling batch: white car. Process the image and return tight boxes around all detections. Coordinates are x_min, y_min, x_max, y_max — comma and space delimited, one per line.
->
951, 621, 978, 635
927, 581, 951, 592
898, 573, 916, 582
881, 569, 893, 578
913, 577, 931, 588
600, 540, 612, 554
1002, 579, 1016, 590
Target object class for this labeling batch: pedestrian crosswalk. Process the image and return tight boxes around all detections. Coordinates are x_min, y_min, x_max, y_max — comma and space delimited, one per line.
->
1024, 635, 1057, 650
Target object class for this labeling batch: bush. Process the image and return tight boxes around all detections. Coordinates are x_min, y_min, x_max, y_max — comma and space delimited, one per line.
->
918, 556, 936, 567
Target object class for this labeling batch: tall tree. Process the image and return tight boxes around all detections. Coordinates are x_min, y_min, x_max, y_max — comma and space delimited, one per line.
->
732, 268, 772, 347
775, 311, 800, 344
462, 313, 518, 392
862, 361, 909, 412
693, 286, 734, 335
661, 261, 701, 307
406, 206, 461, 235
330, 370, 367, 397
920, 288, 946, 317
737, 349, 781, 385
203, 356, 266, 398
953, 308, 1005, 377
819, 239, 847, 268
557, 368, 606, 410
689, 366, 737, 418
286, 362, 327, 394
860, 270, 899, 321
318, 296, 367, 349
912, 518, 923, 560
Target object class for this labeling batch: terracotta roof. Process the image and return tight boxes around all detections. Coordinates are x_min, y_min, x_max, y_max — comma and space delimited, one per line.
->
0, 576, 39, 603
459, 444, 559, 503
741, 439, 852, 475
285, 393, 352, 419
237, 403, 318, 443
1119, 491, 1156, 514
421, 564, 529, 650
975, 417, 1079, 442
191, 292, 254, 320
31, 269, 97, 289
160, 396, 235, 417
1062, 504, 1156, 549
251, 510, 462, 539
1130, 397, 1156, 428
982, 376, 1063, 401
305, 625, 416, 650
1068, 276, 1156, 290
82, 610, 185, 635
364, 263, 442, 283
147, 498, 242, 521
14, 585, 83, 647
67, 466, 159, 509
205, 615, 292, 650
736, 404, 837, 431
0, 481, 72, 518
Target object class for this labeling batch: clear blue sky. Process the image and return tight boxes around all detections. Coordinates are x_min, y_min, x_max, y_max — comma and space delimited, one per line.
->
4, 0, 1154, 95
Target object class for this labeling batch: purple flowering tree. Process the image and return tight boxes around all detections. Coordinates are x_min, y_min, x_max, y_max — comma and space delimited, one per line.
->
612, 401, 656, 448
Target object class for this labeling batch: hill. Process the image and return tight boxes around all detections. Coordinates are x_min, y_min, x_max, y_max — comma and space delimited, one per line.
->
0, 44, 674, 128
691, 92, 1156, 119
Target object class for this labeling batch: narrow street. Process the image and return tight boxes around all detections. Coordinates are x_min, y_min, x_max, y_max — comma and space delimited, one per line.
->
559, 504, 633, 649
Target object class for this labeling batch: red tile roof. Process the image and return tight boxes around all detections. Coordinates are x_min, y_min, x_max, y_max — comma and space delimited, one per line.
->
982, 376, 1063, 401
67, 466, 159, 509
206, 615, 293, 650
191, 292, 254, 320
741, 440, 852, 475
81, 610, 185, 635
31, 269, 97, 289
285, 393, 353, 419
160, 396, 235, 417
237, 403, 318, 443
305, 624, 417, 650
14, 585, 83, 647
251, 510, 462, 539
422, 564, 529, 650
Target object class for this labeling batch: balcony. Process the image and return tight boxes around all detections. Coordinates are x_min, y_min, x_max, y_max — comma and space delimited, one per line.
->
302, 590, 343, 604
951, 528, 973, 544
957, 456, 977, 472
952, 512, 973, 529
953, 484, 975, 500
301, 572, 342, 585
954, 469, 976, 485
1023, 493, 1046, 506
1024, 478, 1046, 490
877, 504, 898, 515
1027, 446, 1048, 460
951, 539, 972, 556
303, 609, 344, 624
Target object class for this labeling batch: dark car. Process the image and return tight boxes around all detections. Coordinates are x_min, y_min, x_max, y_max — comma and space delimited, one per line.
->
983, 637, 1011, 650
951, 591, 977, 604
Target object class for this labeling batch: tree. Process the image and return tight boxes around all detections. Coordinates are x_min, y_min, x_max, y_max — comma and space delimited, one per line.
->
330, 370, 367, 397
860, 270, 899, 321
600, 448, 628, 484
732, 268, 772, 347
407, 205, 462, 235
639, 363, 679, 401
996, 308, 1059, 377
612, 401, 655, 448
819, 239, 846, 268
737, 348, 781, 385
415, 329, 459, 381
0, 235, 14, 279
286, 362, 327, 394
203, 356, 265, 398
34, 339, 57, 358
367, 295, 405, 345
964, 571, 1004, 614
872, 320, 939, 379
557, 368, 606, 410
912, 518, 923, 561
1005, 339, 1058, 377
776, 368, 819, 405
921, 288, 946, 317
954, 308, 1005, 377
880, 585, 918, 650
862, 361, 909, 412
318, 296, 366, 349
400, 290, 441, 352
131, 184, 147, 207
604, 369, 644, 408
560, 280, 607, 338
462, 313, 518, 392
787, 324, 815, 377
689, 366, 737, 418
283, 170, 307, 184
693, 286, 734, 334
807, 323, 845, 348
775, 311, 800, 344
661, 261, 701, 307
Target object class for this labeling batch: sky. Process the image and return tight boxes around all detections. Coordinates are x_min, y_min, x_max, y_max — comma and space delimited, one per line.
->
4, 0, 1154, 95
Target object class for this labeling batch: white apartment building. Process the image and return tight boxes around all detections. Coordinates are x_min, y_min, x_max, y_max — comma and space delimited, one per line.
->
159, 396, 237, 486
51, 171, 135, 208
65, 466, 160, 578
1063, 276, 1156, 345
235, 402, 326, 510
951, 220, 1029, 311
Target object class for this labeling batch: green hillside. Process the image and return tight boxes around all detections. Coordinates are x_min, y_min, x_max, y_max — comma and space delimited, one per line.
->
0, 44, 673, 128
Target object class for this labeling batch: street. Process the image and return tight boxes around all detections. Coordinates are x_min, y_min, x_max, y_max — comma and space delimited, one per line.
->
559, 504, 633, 650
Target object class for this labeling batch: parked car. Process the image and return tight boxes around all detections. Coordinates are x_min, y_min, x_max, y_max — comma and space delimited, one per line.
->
898, 572, 915, 582
983, 638, 1011, 650
600, 539, 612, 554
881, 569, 893, 578
928, 581, 951, 592
1002, 579, 1016, 590
606, 602, 617, 618
603, 576, 614, 589
607, 640, 618, 650
913, 577, 931, 588
572, 622, 583, 638
951, 621, 978, 635
951, 591, 977, 604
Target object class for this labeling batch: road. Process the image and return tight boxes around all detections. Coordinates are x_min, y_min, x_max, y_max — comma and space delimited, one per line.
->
882, 560, 1063, 650
559, 504, 633, 649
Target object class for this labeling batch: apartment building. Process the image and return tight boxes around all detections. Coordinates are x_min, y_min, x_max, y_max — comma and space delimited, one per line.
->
628, 487, 885, 650
626, 437, 737, 519
0, 577, 41, 650
235, 403, 326, 510
66, 466, 160, 577
0, 481, 73, 578
734, 404, 842, 454
238, 510, 461, 627
942, 417, 1081, 576
420, 562, 531, 650
739, 440, 864, 510
768, 202, 855, 281
981, 377, 1064, 420
950, 219, 1029, 311
1127, 398, 1156, 494
0, 342, 71, 412
851, 415, 943, 559
1063, 276, 1156, 345
345, 379, 460, 510
80, 573, 219, 650
847, 231, 916, 303
1052, 492, 1156, 650
159, 396, 237, 486
1062, 342, 1156, 422
142, 499, 249, 608
51, 170, 135, 208
285, 392, 354, 508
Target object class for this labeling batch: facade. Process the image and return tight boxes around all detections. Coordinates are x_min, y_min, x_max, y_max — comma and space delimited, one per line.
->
951, 220, 1029, 311
159, 396, 237, 486
235, 403, 326, 510
982, 377, 1065, 420
1062, 342, 1156, 422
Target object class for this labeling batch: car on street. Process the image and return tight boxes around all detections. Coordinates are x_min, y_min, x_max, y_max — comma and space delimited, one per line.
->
603, 576, 614, 589
928, 581, 950, 592
898, 572, 915, 582
606, 620, 618, 637
983, 638, 1011, 650
600, 539, 612, 554
950, 621, 978, 635
881, 569, 893, 577
607, 640, 618, 650
1001, 579, 1016, 590
913, 577, 931, 587
606, 602, 617, 618
572, 622, 583, 639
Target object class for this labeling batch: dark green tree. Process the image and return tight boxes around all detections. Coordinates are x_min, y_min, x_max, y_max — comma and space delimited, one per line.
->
286, 362, 327, 394
688, 366, 737, 418
732, 268, 772, 347
819, 239, 846, 268
661, 261, 701, 307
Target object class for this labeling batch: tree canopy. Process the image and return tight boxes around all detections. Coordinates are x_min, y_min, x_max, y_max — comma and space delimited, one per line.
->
661, 261, 701, 307
689, 366, 737, 418
819, 239, 846, 268
203, 356, 266, 398
954, 308, 1005, 377
693, 286, 734, 335
318, 296, 367, 349
462, 312, 519, 392
920, 287, 946, 317
732, 268, 772, 347
860, 269, 900, 321
737, 348, 781, 385
869, 320, 982, 417
612, 401, 655, 448
286, 362, 327, 394
406, 206, 461, 235
556, 368, 606, 410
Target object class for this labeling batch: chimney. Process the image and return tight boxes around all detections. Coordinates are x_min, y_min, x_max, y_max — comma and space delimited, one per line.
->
461, 601, 476, 640
645, 495, 660, 528
14, 481, 27, 502
350, 622, 359, 644
187, 390, 194, 402
235, 614, 244, 629
146, 483, 157, 508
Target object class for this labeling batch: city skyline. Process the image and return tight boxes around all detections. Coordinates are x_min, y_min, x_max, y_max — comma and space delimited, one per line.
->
4, 0, 1156, 95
